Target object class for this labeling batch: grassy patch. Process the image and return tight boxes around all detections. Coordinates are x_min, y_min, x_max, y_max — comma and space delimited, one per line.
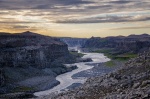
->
118, 53, 137, 58
93, 49, 112, 53
105, 61, 116, 67
70, 52, 85, 58
93, 49, 137, 61
114, 53, 138, 61
13, 86, 34, 92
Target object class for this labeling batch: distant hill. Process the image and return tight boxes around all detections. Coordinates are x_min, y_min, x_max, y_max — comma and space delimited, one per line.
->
83, 33, 150, 53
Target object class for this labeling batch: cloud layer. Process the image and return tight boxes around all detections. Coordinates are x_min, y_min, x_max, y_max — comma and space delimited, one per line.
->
0, 0, 150, 37
0, 0, 150, 24
56, 15, 150, 23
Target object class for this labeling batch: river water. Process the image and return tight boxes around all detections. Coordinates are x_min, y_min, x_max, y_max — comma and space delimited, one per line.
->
34, 52, 110, 96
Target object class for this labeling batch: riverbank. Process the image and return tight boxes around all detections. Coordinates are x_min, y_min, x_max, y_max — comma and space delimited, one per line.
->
0, 50, 125, 98
72, 60, 124, 78
34, 52, 110, 97
34, 60, 124, 99
46, 50, 150, 99
33, 52, 127, 99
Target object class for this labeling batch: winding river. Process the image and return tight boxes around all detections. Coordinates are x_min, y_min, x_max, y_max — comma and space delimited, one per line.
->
34, 52, 110, 96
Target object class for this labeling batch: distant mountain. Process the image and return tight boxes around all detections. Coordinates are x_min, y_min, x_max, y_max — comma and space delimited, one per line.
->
128, 33, 150, 38
20, 31, 41, 36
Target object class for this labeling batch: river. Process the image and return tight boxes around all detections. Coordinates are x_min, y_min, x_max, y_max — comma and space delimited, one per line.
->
34, 52, 110, 96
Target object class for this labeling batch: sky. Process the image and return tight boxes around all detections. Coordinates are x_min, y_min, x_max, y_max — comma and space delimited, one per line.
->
0, 0, 150, 38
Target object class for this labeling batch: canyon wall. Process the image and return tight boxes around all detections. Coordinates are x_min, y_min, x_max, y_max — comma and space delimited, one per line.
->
84, 34, 150, 53
0, 31, 73, 92
0, 31, 69, 68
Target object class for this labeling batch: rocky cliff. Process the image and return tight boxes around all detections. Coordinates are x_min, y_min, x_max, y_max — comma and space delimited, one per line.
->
0, 31, 76, 94
84, 34, 150, 53
0, 31, 69, 68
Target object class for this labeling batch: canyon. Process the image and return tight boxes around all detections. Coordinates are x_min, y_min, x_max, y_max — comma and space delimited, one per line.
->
0, 31, 76, 94
35, 34, 150, 99
1, 32, 150, 99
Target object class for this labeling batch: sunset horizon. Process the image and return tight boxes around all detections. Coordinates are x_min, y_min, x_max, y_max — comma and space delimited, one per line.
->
0, 30, 149, 38
0, 0, 150, 38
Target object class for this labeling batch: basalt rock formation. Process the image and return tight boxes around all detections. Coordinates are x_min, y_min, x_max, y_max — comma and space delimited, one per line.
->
0, 31, 76, 94
0, 31, 69, 68
84, 34, 150, 53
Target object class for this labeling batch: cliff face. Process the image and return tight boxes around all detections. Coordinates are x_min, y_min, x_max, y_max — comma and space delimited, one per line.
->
84, 34, 150, 53
0, 69, 5, 87
0, 31, 69, 68
0, 31, 72, 92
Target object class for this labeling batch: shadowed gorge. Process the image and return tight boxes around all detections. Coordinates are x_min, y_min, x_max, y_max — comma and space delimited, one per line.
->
0, 0, 150, 98
0, 32, 150, 99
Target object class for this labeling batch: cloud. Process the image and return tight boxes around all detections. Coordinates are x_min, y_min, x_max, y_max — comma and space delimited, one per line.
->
0, 21, 40, 24
0, 0, 95, 10
109, 0, 133, 4
110, 25, 150, 30
12, 26, 29, 29
0, 0, 150, 24
56, 15, 150, 23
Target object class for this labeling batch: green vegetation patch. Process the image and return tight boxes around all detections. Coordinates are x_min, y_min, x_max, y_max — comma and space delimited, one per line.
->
70, 52, 85, 58
114, 53, 138, 61
105, 61, 116, 67
93, 48, 137, 61
93, 49, 112, 53
13, 86, 34, 92
117, 53, 138, 58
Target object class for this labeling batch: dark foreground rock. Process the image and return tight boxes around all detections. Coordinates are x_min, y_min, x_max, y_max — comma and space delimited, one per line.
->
0, 92, 35, 99
47, 50, 150, 99
77, 58, 92, 62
